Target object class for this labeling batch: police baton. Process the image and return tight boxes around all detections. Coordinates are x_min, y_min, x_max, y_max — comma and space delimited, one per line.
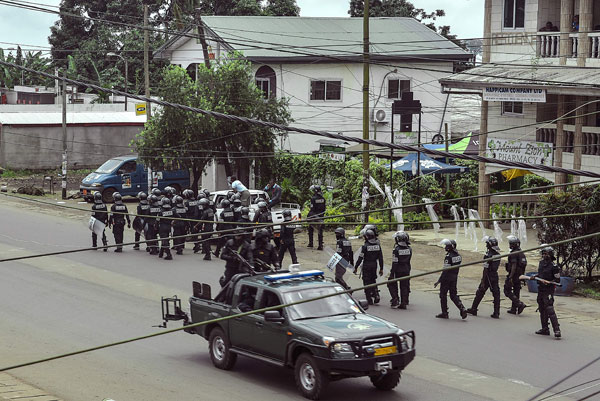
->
519, 275, 563, 287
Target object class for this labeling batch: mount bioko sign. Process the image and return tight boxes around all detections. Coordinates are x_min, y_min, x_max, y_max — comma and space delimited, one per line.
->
486, 139, 553, 166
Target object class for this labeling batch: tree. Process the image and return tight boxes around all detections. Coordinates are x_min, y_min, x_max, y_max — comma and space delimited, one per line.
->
536, 185, 600, 281
348, 0, 458, 43
132, 54, 292, 192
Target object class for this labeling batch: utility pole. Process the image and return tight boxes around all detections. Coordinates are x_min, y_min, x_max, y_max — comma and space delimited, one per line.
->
445, 123, 450, 191
61, 75, 67, 200
362, 0, 370, 223
195, 12, 212, 69
478, 0, 492, 227
144, 4, 151, 119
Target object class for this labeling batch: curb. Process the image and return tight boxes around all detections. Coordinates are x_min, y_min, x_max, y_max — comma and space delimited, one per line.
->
0, 373, 61, 401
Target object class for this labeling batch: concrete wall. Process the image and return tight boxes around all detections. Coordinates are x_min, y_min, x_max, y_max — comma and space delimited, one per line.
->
0, 124, 143, 170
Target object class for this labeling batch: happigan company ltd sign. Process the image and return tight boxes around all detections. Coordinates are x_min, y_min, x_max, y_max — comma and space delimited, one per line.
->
483, 87, 546, 103
486, 139, 553, 166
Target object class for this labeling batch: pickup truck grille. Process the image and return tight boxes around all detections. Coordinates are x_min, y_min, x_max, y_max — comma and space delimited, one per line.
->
360, 336, 396, 357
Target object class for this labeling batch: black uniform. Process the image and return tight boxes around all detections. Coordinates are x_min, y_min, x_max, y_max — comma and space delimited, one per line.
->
335, 236, 354, 290
504, 248, 527, 313
158, 206, 174, 259
437, 249, 467, 316
307, 192, 326, 249
536, 259, 561, 333
173, 206, 187, 254
148, 202, 162, 255
220, 238, 254, 286
388, 244, 412, 307
91, 202, 108, 250
215, 207, 235, 256
134, 201, 150, 250
199, 207, 214, 260
279, 221, 298, 265
354, 239, 384, 302
252, 242, 280, 272
109, 203, 130, 251
266, 184, 282, 208
469, 249, 501, 317
233, 205, 242, 222
185, 198, 198, 239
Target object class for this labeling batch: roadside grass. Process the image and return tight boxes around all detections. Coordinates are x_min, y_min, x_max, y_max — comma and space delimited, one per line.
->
574, 281, 600, 300
1, 168, 94, 178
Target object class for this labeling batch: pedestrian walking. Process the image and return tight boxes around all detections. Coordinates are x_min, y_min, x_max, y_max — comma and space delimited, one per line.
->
158, 197, 174, 260
173, 195, 187, 255
215, 199, 235, 257
252, 228, 280, 272
147, 194, 162, 255
197, 198, 214, 260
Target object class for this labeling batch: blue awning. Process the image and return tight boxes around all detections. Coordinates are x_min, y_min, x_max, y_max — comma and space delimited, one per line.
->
388, 153, 467, 175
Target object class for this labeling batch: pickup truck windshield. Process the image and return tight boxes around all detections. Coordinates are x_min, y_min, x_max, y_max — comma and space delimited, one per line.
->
283, 287, 362, 320
95, 159, 122, 174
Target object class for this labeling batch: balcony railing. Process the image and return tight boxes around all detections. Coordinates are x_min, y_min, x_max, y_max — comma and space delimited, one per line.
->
537, 124, 600, 156
536, 32, 600, 59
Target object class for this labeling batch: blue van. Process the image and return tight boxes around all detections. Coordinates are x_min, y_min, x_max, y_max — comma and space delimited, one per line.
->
80, 155, 190, 202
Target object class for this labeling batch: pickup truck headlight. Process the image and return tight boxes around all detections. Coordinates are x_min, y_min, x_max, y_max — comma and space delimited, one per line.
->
331, 342, 355, 359
91, 183, 102, 187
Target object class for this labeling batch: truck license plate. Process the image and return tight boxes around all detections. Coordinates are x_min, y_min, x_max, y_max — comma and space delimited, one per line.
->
374, 346, 397, 356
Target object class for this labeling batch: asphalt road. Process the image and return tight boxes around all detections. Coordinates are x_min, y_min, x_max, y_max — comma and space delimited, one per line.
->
0, 200, 599, 401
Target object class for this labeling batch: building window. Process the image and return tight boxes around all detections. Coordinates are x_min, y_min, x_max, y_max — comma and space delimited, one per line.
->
387, 79, 410, 99
502, 101, 524, 115
256, 78, 270, 99
504, 0, 525, 29
310, 80, 342, 101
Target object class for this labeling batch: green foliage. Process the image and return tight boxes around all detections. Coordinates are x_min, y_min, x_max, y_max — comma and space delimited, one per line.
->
133, 56, 292, 191
521, 174, 553, 193
536, 185, 600, 280
448, 159, 478, 209
0, 48, 54, 88
403, 211, 433, 230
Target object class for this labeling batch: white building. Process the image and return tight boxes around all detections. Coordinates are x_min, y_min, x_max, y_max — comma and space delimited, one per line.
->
154, 16, 472, 155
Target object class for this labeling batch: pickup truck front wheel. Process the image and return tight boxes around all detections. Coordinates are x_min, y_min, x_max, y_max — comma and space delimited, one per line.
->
208, 327, 237, 370
370, 371, 401, 391
294, 354, 328, 400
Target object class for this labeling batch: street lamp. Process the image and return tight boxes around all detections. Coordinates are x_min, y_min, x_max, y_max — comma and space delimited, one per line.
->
107, 52, 128, 111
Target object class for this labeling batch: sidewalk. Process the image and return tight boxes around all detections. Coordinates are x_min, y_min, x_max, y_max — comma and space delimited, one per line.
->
0, 373, 61, 401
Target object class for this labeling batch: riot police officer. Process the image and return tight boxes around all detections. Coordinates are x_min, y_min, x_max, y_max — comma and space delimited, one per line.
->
530, 246, 561, 338
307, 185, 326, 250
505, 235, 527, 314
220, 229, 254, 287
435, 239, 468, 319
183, 189, 197, 245
279, 210, 298, 266
354, 229, 383, 305
192, 192, 206, 253
173, 195, 187, 255
91, 191, 108, 251
232, 198, 242, 221
158, 197, 174, 260
133, 192, 150, 250
204, 189, 216, 212
163, 186, 174, 200
147, 194, 162, 255
253, 201, 275, 245
334, 227, 353, 290
197, 198, 214, 260
467, 236, 502, 318
238, 206, 252, 242
252, 228, 280, 272
215, 199, 235, 257
388, 231, 412, 309
108, 192, 131, 252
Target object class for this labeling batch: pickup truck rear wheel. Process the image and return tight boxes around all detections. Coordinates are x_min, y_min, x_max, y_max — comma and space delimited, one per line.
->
102, 188, 116, 203
208, 327, 237, 370
370, 371, 400, 391
294, 353, 328, 400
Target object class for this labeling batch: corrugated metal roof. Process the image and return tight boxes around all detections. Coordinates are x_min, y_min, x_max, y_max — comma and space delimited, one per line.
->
440, 64, 600, 94
158, 16, 469, 61
0, 112, 147, 125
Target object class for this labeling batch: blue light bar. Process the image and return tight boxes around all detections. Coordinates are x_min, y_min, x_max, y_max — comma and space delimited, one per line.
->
264, 270, 325, 282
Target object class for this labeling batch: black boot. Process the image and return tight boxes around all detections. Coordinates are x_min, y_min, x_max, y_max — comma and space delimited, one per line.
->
398, 304, 407, 310
373, 291, 380, 305
436, 312, 449, 319
164, 251, 173, 261
176, 249, 183, 255
507, 308, 517, 314
390, 298, 399, 308
536, 328, 550, 335
102, 241, 108, 252
460, 307, 468, 319
466, 308, 477, 316
517, 302, 527, 314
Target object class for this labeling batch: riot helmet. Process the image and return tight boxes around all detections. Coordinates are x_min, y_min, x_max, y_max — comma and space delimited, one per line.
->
137, 191, 147, 201
240, 207, 250, 218
161, 197, 172, 208
441, 238, 454, 252
450, 239, 457, 250
198, 198, 209, 208
151, 188, 162, 197
203, 189, 211, 197
113, 192, 122, 203
484, 236, 501, 253
174, 195, 184, 207
233, 199, 242, 208
282, 209, 292, 222
221, 199, 231, 209
197, 192, 207, 200
258, 201, 268, 210
93, 191, 103, 204
365, 229, 377, 244
541, 245, 555, 260
255, 228, 270, 245
183, 189, 194, 199
394, 231, 409, 246
365, 224, 378, 237
334, 227, 345, 239
507, 235, 520, 250
226, 190, 235, 200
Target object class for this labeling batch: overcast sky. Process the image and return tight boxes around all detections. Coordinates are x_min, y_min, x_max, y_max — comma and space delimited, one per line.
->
0, 0, 483, 53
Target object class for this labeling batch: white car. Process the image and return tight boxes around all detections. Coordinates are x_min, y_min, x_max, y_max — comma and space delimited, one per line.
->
209, 189, 302, 235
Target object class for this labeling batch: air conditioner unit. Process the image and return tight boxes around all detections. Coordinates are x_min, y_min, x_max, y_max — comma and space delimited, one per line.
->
371, 108, 390, 123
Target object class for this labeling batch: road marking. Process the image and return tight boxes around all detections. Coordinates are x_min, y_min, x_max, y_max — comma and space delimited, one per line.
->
407, 356, 574, 401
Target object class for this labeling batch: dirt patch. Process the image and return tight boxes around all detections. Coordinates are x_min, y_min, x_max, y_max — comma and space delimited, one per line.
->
0, 170, 89, 194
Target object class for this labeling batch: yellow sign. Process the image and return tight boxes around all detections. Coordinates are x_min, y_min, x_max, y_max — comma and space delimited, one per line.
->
135, 103, 147, 116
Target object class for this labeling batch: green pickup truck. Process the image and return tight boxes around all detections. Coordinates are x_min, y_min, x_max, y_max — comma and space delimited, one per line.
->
160, 270, 415, 400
